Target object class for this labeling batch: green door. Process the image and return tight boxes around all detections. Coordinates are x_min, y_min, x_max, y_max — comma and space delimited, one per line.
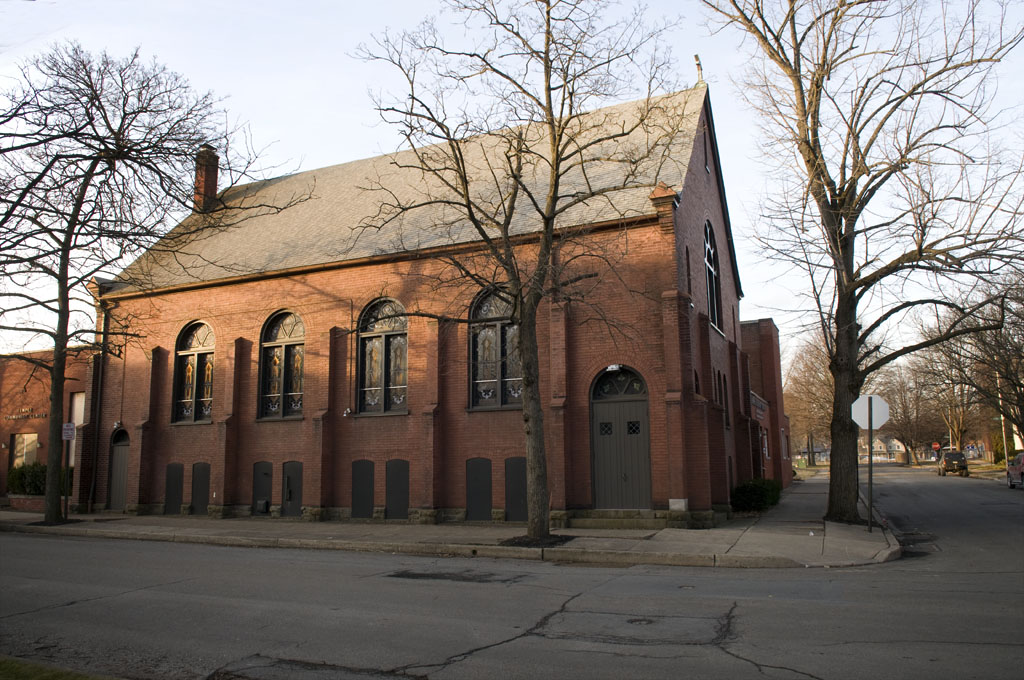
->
591, 368, 651, 509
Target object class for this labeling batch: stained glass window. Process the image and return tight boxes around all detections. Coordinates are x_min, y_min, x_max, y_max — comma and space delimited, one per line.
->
358, 299, 407, 414
592, 367, 647, 401
260, 312, 305, 418
705, 221, 723, 329
470, 290, 521, 408
174, 322, 214, 423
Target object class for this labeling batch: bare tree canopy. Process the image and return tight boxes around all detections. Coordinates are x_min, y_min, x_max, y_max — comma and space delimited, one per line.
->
784, 337, 834, 457
878, 358, 950, 464
925, 278, 1024, 452
0, 42, 292, 522
703, 0, 1024, 522
362, 0, 690, 538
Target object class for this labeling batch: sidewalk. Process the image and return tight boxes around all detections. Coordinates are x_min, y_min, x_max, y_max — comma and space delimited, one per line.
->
0, 472, 901, 569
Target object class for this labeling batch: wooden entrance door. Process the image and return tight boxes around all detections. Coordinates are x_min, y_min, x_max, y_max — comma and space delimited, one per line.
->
591, 367, 651, 509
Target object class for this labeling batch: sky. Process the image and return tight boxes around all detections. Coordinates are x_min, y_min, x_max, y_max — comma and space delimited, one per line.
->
1, 0, 1021, 362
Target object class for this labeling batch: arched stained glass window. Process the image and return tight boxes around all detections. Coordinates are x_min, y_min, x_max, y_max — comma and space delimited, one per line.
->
470, 290, 521, 408
260, 312, 305, 418
592, 367, 647, 401
174, 322, 215, 422
358, 299, 407, 414
705, 221, 723, 329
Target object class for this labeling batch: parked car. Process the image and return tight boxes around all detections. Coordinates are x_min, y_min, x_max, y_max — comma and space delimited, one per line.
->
1007, 452, 1024, 488
937, 451, 969, 477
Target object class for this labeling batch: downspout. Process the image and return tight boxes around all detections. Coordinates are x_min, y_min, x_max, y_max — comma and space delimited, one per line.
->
88, 304, 110, 513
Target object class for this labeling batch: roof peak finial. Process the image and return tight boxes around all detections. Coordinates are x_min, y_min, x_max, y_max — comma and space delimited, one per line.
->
694, 54, 704, 83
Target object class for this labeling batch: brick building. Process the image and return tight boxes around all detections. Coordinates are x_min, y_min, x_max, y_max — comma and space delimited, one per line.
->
66, 84, 790, 526
1, 350, 91, 500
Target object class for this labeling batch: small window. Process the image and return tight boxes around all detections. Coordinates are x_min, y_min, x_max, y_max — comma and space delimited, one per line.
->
10, 433, 39, 467
174, 322, 215, 422
724, 379, 731, 428
704, 128, 710, 174
470, 290, 522, 408
358, 299, 407, 414
260, 312, 305, 418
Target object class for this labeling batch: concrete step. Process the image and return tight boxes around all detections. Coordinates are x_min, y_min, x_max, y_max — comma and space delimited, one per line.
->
570, 509, 661, 520
567, 517, 667, 530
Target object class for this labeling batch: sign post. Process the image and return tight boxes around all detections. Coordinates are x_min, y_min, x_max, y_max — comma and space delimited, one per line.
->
852, 395, 889, 532
61, 423, 75, 520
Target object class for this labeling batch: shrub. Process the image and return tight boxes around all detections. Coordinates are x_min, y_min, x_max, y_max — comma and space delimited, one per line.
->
731, 478, 783, 512
7, 462, 45, 494
6, 462, 73, 495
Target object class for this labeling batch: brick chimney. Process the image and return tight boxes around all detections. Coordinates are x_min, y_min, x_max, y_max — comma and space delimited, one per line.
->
193, 144, 219, 212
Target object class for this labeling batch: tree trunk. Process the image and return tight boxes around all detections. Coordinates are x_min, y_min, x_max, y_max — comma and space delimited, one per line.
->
518, 302, 550, 539
826, 295, 863, 523
44, 342, 67, 523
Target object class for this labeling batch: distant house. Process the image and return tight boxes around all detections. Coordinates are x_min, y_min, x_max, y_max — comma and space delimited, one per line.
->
66, 84, 790, 527
858, 435, 906, 461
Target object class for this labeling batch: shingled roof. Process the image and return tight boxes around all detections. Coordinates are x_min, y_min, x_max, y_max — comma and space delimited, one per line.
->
112, 85, 714, 294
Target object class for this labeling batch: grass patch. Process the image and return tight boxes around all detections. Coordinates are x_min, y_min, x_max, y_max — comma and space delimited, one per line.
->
0, 656, 116, 680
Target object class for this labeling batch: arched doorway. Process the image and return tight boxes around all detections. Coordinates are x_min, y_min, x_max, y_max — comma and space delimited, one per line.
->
109, 430, 129, 511
591, 366, 651, 509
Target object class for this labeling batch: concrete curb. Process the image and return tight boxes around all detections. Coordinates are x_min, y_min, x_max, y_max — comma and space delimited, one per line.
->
0, 521, 889, 569
857, 490, 903, 563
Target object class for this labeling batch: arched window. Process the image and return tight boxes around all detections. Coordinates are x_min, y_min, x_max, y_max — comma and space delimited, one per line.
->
704, 221, 723, 329
260, 312, 305, 418
174, 322, 215, 422
358, 299, 407, 413
470, 290, 522, 408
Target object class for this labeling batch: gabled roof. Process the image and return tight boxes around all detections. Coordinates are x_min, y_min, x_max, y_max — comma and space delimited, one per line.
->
112, 85, 731, 295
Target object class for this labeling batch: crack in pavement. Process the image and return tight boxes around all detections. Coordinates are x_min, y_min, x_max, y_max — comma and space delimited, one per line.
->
0, 577, 197, 620
204, 585, 814, 679
391, 590, 588, 676
713, 602, 826, 680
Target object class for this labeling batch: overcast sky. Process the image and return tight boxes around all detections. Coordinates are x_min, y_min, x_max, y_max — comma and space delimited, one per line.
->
2, 0, 1022, 359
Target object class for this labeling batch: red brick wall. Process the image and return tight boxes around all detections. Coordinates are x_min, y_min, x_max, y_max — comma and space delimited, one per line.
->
97, 219, 715, 513
86, 112, 775, 516
0, 350, 91, 495
740, 319, 792, 488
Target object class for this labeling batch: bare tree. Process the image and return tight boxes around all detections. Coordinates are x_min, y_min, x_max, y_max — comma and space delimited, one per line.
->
926, 279, 1024, 451
0, 43, 302, 523
362, 0, 689, 539
878, 359, 946, 464
702, 0, 1024, 522
784, 336, 834, 463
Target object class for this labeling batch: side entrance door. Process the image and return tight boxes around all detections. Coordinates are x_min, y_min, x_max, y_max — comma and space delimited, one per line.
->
282, 461, 302, 517
591, 367, 651, 509
164, 463, 183, 515
109, 431, 129, 511
191, 462, 210, 515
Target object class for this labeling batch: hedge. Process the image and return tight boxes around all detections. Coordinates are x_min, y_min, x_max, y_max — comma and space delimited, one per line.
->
7, 462, 73, 495
731, 478, 783, 512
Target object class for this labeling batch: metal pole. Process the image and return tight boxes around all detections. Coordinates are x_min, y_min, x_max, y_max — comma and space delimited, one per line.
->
998, 374, 1011, 468
868, 396, 874, 533
62, 437, 69, 520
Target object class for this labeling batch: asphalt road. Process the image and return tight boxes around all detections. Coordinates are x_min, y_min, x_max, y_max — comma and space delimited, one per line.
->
1, 464, 1021, 680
